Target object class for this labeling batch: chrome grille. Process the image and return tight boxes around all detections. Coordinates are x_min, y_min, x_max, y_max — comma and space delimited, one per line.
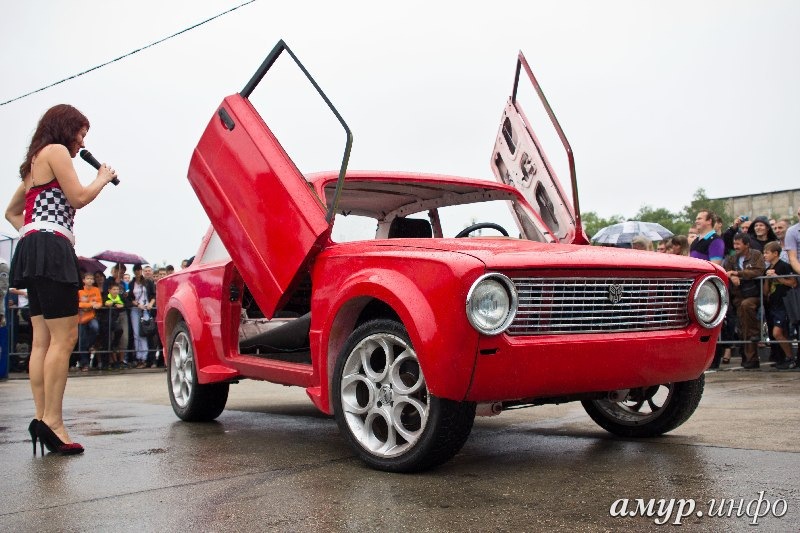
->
509, 277, 693, 335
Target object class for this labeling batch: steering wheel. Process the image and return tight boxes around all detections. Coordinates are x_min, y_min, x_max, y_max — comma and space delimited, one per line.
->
455, 222, 509, 238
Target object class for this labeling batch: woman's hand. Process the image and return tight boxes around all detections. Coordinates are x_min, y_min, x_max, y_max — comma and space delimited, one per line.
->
97, 163, 117, 185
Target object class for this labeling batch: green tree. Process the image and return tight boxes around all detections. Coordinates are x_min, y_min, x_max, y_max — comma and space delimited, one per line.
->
679, 188, 732, 230
582, 211, 624, 239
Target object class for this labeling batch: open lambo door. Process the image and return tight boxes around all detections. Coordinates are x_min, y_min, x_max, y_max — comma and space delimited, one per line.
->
490, 52, 588, 245
187, 40, 352, 318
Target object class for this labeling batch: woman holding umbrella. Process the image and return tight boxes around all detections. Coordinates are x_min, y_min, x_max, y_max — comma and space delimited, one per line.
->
4, 105, 117, 455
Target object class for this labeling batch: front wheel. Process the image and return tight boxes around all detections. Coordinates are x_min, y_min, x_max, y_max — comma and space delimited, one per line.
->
332, 319, 476, 472
167, 319, 229, 421
581, 376, 704, 438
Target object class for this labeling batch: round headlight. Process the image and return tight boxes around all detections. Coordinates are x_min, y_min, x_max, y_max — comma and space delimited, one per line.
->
693, 276, 728, 328
466, 274, 518, 335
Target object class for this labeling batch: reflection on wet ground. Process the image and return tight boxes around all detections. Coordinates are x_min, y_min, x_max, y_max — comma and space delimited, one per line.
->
0, 372, 797, 531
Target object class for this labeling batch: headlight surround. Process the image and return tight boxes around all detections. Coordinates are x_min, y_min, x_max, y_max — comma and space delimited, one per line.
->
466, 273, 518, 335
692, 276, 728, 328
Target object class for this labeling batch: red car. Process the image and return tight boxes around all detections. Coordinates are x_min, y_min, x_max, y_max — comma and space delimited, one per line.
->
157, 41, 728, 472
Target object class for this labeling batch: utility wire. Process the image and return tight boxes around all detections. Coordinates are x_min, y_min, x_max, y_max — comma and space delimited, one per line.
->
0, 0, 257, 107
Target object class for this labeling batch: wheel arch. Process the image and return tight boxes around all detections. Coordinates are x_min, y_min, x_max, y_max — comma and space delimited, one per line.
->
162, 284, 220, 384
316, 269, 477, 414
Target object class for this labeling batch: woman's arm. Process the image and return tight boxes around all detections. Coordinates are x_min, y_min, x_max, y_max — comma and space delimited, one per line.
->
45, 145, 115, 209
5, 182, 26, 230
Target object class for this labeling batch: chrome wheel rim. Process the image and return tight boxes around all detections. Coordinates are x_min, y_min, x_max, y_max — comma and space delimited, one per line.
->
340, 332, 428, 458
593, 384, 674, 425
170, 331, 194, 408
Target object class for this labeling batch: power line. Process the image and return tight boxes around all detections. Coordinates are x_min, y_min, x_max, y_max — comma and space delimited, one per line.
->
0, 0, 257, 107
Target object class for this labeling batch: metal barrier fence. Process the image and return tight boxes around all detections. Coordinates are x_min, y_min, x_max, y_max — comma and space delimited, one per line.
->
716, 273, 800, 349
6, 305, 160, 372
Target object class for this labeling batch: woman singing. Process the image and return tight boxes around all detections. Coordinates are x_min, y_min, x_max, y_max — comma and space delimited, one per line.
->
5, 104, 117, 455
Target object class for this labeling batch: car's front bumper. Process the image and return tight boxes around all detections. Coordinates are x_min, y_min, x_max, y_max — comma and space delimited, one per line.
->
465, 325, 716, 402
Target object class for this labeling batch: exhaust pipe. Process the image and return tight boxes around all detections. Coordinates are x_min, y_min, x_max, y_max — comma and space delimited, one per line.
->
476, 402, 503, 417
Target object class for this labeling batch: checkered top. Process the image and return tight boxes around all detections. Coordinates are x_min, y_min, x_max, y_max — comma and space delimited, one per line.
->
24, 180, 76, 233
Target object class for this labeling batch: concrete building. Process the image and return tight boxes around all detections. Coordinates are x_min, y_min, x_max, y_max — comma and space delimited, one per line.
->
715, 188, 800, 221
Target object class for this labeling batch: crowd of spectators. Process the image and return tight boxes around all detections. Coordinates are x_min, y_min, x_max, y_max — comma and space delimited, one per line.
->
6, 262, 181, 373
645, 209, 800, 370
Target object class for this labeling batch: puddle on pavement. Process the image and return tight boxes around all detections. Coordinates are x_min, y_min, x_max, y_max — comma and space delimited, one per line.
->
135, 448, 167, 455
83, 429, 133, 436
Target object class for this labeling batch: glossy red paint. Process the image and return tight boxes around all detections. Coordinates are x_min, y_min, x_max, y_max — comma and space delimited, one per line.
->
188, 95, 330, 320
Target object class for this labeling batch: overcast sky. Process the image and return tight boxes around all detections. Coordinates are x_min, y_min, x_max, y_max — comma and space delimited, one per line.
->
1, 0, 798, 266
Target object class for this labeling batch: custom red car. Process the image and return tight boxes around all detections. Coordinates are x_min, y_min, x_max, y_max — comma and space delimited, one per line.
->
157, 41, 728, 472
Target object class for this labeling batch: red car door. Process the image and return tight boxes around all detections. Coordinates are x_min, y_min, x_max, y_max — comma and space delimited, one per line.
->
490, 52, 588, 245
187, 41, 352, 318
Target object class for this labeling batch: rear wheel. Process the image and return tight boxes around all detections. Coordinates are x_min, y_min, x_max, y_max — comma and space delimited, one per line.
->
333, 319, 475, 472
167, 319, 229, 421
581, 376, 704, 438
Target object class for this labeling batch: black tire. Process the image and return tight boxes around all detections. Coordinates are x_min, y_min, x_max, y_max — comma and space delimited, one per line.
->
581, 376, 704, 438
167, 319, 229, 421
332, 319, 476, 472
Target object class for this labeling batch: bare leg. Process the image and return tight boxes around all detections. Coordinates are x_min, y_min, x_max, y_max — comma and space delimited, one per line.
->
40, 315, 79, 443
28, 315, 50, 420
773, 326, 792, 359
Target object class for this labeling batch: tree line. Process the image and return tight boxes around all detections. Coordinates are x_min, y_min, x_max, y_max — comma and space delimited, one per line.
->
582, 188, 731, 239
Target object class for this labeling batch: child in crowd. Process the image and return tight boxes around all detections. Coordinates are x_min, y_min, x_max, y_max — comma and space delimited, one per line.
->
78, 273, 102, 371
762, 241, 797, 369
104, 282, 128, 369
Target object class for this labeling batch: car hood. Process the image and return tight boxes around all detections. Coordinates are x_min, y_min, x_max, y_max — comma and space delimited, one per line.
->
331, 238, 720, 273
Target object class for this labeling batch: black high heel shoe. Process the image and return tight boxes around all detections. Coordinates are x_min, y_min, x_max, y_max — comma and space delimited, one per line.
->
28, 419, 38, 456
36, 421, 84, 455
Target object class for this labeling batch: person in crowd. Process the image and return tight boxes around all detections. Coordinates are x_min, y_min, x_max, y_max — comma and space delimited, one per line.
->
165, 264, 175, 275
787, 208, 800, 276
769, 218, 777, 232
103, 282, 128, 369
8, 287, 31, 343
723, 233, 766, 369
762, 241, 797, 369
77, 273, 102, 371
0, 260, 8, 327
630, 236, 653, 251
4, 103, 116, 454
93, 270, 106, 295
773, 218, 791, 263
670, 235, 690, 256
656, 241, 667, 253
746, 215, 778, 253
141, 265, 162, 366
690, 209, 724, 265
687, 227, 698, 247
103, 263, 130, 364
122, 273, 131, 292
127, 264, 156, 368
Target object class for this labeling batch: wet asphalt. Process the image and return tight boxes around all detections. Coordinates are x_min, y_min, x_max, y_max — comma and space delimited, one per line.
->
0, 367, 798, 532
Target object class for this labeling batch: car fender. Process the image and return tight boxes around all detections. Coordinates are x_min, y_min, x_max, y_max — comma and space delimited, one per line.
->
164, 280, 235, 384
313, 265, 482, 413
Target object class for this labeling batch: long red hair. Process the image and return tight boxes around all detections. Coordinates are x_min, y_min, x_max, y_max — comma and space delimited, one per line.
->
19, 104, 90, 179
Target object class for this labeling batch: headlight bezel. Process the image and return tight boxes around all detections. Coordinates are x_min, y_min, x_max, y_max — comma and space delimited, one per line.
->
465, 273, 518, 335
691, 275, 728, 329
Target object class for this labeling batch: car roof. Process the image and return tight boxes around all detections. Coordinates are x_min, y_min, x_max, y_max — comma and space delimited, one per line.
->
308, 171, 522, 219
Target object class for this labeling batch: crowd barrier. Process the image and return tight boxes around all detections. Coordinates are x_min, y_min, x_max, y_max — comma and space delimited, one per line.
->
716, 273, 800, 350
5, 305, 160, 372
5, 276, 799, 372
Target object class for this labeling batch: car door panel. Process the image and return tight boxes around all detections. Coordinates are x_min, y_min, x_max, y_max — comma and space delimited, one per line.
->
188, 94, 330, 319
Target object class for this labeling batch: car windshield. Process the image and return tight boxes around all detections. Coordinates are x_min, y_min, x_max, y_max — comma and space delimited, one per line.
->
324, 178, 549, 243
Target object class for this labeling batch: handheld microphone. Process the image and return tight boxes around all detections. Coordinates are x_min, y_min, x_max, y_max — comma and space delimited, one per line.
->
79, 149, 119, 186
